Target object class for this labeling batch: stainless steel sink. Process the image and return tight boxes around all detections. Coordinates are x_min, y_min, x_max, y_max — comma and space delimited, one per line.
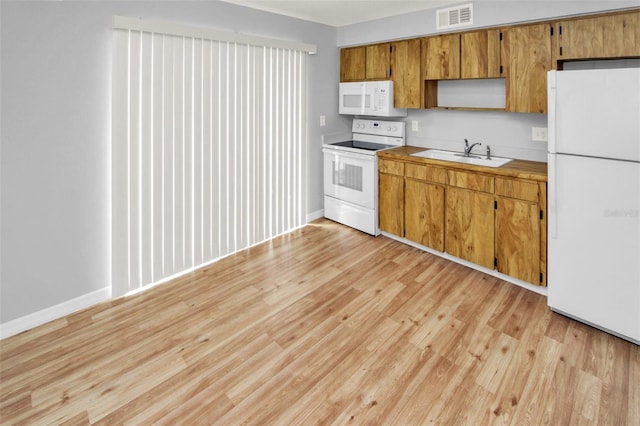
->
411, 149, 512, 168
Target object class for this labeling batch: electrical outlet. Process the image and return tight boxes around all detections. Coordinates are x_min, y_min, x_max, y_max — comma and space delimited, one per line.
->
412, 120, 419, 132
532, 127, 548, 141
320, 115, 326, 126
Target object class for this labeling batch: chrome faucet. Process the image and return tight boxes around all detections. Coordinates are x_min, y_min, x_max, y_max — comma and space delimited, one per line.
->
464, 139, 482, 157
486, 145, 491, 160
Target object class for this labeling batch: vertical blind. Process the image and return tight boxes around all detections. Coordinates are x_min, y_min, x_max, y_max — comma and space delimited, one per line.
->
112, 17, 313, 297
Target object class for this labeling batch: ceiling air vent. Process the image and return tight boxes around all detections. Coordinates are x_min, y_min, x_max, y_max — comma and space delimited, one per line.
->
437, 3, 473, 30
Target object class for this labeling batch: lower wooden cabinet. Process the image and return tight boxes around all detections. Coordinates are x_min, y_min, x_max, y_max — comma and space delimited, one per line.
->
403, 162, 446, 250
405, 178, 445, 251
495, 177, 546, 285
445, 186, 495, 269
378, 156, 547, 286
379, 159, 405, 236
495, 196, 540, 284
445, 169, 496, 269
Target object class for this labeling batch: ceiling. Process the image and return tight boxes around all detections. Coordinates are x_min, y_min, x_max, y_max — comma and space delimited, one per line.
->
220, 0, 463, 27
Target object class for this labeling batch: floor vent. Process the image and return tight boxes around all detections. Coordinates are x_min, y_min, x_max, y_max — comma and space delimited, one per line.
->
437, 3, 473, 30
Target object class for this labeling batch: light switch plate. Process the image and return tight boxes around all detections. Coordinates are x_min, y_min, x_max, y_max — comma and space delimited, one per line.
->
412, 120, 418, 131
320, 115, 326, 126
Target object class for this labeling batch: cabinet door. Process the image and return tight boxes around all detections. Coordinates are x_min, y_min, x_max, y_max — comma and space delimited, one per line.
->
390, 39, 422, 108
502, 23, 552, 113
379, 173, 404, 237
495, 197, 541, 285
424, 34, 461, 80
340, 47, 365, 82
366, 43, 391, 80
445, 187, 494, 268
556, 10, 640, 61
405, 179, 445, 251
461, 29, 501, 79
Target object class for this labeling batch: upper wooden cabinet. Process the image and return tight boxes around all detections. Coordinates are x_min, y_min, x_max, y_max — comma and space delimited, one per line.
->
461, 29, 502, 79
365, 43, 391, 80
342, 9, 638, 110
340, 43, 391, 82
501, 23, 553, 113
340, 47, 365, 82
422, 30, 501, 81
554, 10, 640, 62
390, 39, 422, 108
423, 34, 461, 80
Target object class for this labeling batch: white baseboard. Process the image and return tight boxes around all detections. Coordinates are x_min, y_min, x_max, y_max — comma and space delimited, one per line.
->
306, 209, 324, 223
0, 286, 112, 340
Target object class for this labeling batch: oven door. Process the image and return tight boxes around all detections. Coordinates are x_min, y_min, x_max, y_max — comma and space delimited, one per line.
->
323, 148, 376, 209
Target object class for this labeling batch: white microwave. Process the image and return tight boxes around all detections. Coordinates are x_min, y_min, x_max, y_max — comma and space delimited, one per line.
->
339, 80, 407, 117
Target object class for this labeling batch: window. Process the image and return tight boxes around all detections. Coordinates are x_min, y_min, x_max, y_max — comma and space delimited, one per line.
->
112, 17, 315, 296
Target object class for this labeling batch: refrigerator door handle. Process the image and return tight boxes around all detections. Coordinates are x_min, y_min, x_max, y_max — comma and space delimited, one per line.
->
547, 70, 557, 154
548, 154, 558, 239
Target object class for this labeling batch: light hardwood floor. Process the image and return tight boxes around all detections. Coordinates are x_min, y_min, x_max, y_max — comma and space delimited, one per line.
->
1, 219, 638, 425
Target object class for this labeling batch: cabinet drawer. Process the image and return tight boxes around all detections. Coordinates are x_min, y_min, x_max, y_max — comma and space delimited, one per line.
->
447, 170, 494, 193
379, 159, 405, 176
495, 178, 539, 202
405, 163, 447, 184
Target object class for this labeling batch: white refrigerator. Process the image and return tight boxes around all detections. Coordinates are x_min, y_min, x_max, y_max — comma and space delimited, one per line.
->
547, 68, 640, 345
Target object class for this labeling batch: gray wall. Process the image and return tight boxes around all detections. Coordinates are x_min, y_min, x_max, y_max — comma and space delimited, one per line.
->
0, 1, 347, 324
337, 1, 639, 162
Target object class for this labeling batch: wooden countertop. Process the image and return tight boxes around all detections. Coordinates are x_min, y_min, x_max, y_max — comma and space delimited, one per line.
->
378, 146, 548, 182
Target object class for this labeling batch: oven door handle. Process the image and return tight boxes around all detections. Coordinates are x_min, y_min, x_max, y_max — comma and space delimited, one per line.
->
322, 148, 375, 161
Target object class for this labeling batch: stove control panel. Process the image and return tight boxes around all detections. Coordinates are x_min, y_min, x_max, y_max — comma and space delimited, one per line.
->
352, 119, 405, 138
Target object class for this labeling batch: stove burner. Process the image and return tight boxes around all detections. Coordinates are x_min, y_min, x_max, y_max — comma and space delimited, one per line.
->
329, 140, 394, 151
